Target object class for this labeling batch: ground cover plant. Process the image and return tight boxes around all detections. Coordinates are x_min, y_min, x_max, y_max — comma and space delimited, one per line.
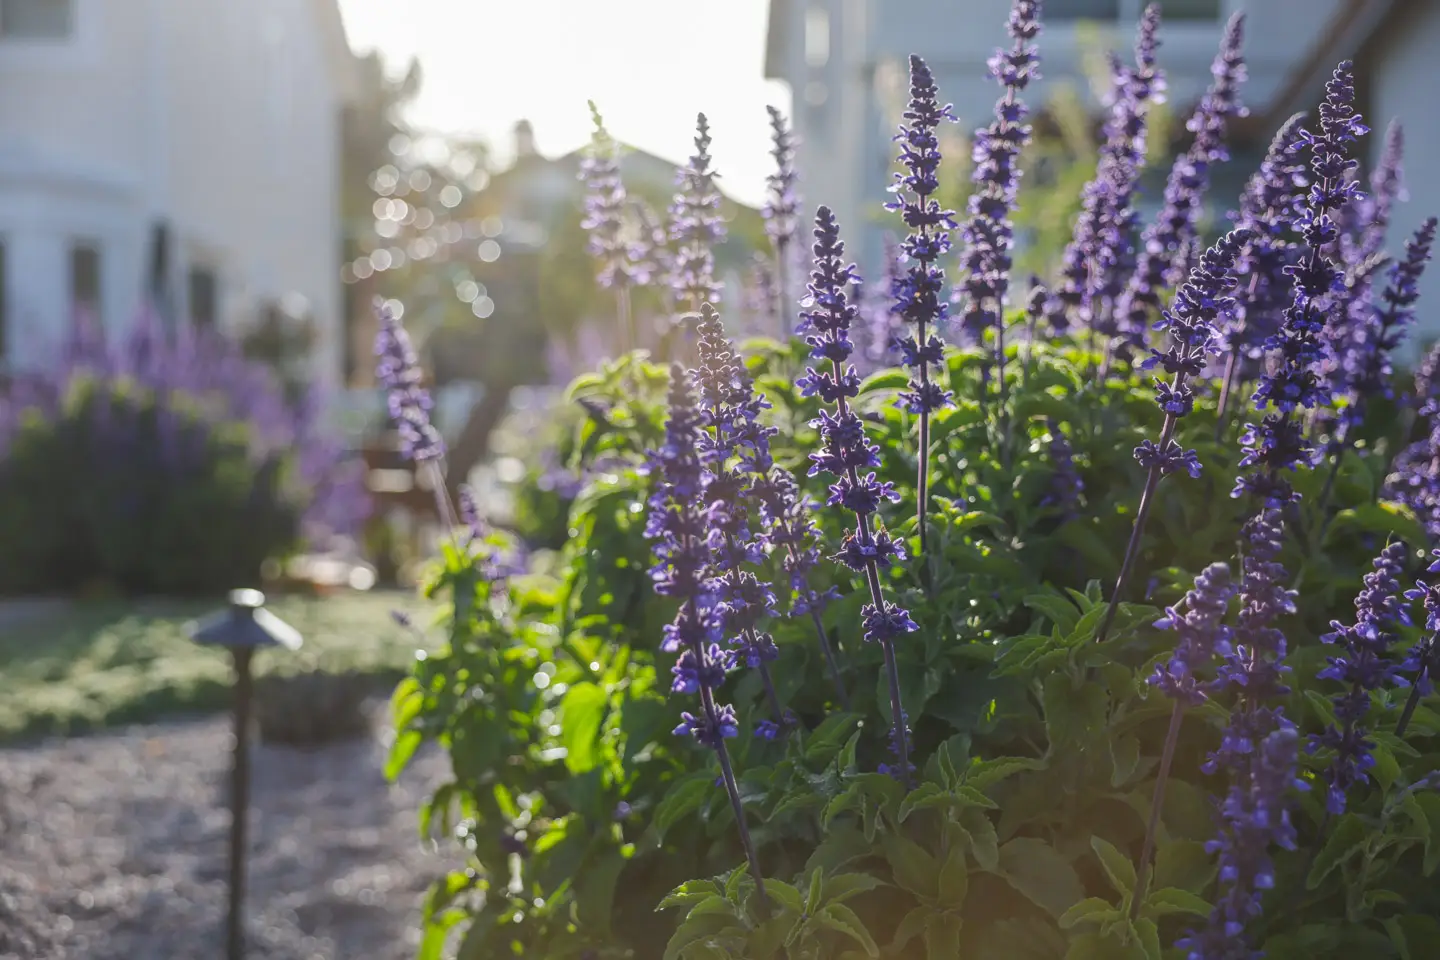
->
0, 591, 434, 741
385, 3, 1440, 957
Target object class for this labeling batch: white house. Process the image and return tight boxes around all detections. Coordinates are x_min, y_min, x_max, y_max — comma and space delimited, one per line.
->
764, 0, 1436, 313
0, 0, 358, 386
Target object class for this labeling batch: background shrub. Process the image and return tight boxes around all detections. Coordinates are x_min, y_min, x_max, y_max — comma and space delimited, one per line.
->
0, 377, 296, 596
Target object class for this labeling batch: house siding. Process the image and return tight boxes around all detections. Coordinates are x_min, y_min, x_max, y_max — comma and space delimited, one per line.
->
0, 0, 350, 387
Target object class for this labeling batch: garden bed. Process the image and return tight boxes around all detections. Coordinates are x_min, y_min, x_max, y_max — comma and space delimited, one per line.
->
0, 591, 437, 742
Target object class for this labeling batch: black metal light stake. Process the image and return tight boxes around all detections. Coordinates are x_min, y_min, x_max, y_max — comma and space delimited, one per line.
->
186, 589, 303, 960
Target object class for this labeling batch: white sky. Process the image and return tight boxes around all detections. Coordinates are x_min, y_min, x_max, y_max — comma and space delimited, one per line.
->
336, 0, 791, 208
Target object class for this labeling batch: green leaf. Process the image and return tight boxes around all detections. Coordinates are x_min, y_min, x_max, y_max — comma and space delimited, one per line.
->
1133, 917, 1162, 960
898, 783, 946, 822
817, 902, 880, 958
657, 879, 725, 912
559, 682, 608, 774
807, 868, 825, 914
885, 832, 940, 898
1307, 813, 1368, 889
890, 906, 931, 953
655, 776, 713, 841
1059, 897, 1119, 931
1324, 501, 1427, 549
930, 403, 985, 444
858, 370, 911, 395
663, 909, 735, 960
1414, 793, 1440, 876
765, 879, 805, 914
965, 756, 1046, 790
823, 872, 884, 905
1108, 735, 1141, 788
804, 713, 863, 764
962, 808, 1000, 872
577, 851, 627, 934
1090, 836, 1137, 897
1143, 887, 1211, 918
923, 911, 964, 960
385, 729, 422, 782
937, 845, 969, 906
1023, 592, 1082, 636
996, 838, 1084, 919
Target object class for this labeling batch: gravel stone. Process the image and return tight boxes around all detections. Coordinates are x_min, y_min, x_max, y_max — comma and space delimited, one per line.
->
0, 701, 458, 959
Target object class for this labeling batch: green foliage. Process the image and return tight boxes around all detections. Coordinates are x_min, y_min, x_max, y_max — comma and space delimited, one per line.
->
0, 378, 298, 596
392, 330, 1439, 959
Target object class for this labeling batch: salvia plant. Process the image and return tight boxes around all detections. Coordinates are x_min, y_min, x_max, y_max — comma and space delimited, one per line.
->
384, 4, 1440, 959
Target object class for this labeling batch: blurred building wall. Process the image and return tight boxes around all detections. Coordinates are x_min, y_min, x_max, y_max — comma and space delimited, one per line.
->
766, 0, 1349, 281
0, 0, 356, 386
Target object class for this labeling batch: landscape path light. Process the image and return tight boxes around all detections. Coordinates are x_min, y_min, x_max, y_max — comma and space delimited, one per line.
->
186, 588, 303, 960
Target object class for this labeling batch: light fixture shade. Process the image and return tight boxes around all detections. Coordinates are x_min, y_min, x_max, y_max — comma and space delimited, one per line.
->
187, 589, 303, 651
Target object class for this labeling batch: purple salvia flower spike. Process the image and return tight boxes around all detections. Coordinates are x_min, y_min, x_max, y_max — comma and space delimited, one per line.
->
1094, 228, 1250, 646
886, 53, 958, 559
1216, 113, 1310, 433
957, 0, 1042, 375
1050, 2, 1163, 337
1234, 61, 1368, 509
1113, 12, 1246, 361
763, 105, 801, 334
646, 362, 768, 902
800, 206, 917, 784
669, 114, 726, 313
1312, 542, 1410, 814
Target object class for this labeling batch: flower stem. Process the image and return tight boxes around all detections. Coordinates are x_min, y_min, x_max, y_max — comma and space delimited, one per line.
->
775, 243, 790, 339
881, 638, 912, 790
1095, 412, 1177, 645
687, 600, 768, 906
917, 311, 932, 562
1214, 349, 1241, 442
1131, 700, 1184, 920
1396, 661, 1431, 738
809, 608, 850, 709
617, 285, 634, 355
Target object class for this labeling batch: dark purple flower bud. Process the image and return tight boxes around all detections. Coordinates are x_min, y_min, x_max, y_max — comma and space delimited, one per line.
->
1152, 563, 1235, 706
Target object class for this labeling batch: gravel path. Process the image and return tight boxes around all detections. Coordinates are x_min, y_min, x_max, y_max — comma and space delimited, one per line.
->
0, 703, 459, 959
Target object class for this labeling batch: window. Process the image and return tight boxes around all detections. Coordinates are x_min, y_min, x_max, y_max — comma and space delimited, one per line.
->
0, 0, 73, 39
1047, 0, 1120, 19
804, 5, 830, 69
189, 266, 218, 329
69, 240, 101, 328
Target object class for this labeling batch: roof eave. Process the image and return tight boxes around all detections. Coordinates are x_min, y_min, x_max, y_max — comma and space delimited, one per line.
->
1262, 0, 1397, 125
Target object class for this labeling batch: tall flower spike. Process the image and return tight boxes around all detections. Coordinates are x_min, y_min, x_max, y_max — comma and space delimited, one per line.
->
668, 113, 726, 312
646, 363, 767, 900
1215, 113, 1309, 431
1094, 229, 1249, 646
1113, 12, 1246, 359
580, 102, 633, 290
1314, 217, 1438, 525
957, 0, 1041, 359
1050, 4, 1163, 336
1234, 61, 1368, 508
1312, 542, 1410, 814
693, 303, 794, 734
799, 206, 918, 785
1131, 561, 1235, 915
862, 235, 906, 372
763, 105, 801, 333
373, 299, 444, 465
1398, 549, 1440, 737
1180, 508, 1302, 958
886, 54, 958, 558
